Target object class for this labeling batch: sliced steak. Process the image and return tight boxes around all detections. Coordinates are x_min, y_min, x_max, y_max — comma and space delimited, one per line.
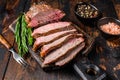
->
40, 34, 83, 57
32, 29, 77, 51
32, 22, 71, 38
55, 42, 85, 66
43, 37, 84, 65
25, 3, 52, 23
28, 9, 65, 27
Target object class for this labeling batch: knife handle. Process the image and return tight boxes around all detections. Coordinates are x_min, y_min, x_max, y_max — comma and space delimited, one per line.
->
0, 34, 11, 49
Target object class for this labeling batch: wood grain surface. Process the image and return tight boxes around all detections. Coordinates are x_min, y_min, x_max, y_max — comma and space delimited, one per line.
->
0, 0, 120, 80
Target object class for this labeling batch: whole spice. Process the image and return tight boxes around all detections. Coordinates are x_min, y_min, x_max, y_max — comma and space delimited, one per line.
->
77, 4, 98, 18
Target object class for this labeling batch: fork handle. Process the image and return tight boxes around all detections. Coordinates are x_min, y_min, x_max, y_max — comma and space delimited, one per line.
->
0, 34, 11, 49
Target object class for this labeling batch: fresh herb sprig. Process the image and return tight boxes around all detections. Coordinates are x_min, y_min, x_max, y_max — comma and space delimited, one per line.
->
27, 28, 33, 46
15, 14, 33, 57
15, 15, 22, 55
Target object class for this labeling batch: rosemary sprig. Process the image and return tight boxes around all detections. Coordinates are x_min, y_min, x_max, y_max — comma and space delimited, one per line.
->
27, 28, 33, 46
15, 14, 33, 57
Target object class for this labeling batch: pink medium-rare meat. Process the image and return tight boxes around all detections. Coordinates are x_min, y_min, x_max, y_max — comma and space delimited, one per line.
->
25, 3, 52, 23
32, 29, 77, 51
43, 37, 84, 65
28, 9, 65, 27
55, 42, 85, 66
32, 22, 71, 38
40, 34, 83, 57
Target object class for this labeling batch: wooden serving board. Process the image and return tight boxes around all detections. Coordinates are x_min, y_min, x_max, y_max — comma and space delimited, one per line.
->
9, 19, 94, 70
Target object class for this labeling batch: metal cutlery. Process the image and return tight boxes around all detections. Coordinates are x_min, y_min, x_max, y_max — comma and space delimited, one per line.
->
0, 34, 28, 67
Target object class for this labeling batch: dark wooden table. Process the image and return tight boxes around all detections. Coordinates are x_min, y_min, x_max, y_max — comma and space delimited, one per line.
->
0, 0, 120, 80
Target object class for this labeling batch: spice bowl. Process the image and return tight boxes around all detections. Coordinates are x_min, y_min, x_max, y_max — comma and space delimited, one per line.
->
97, 17, 120, 39
74, 2, 102, 26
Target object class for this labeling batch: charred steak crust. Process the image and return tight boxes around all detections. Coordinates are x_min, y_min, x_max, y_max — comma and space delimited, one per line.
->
32, 29, 77, 51
25, 2, 65, 28
43, 37, 84, 65
40, 34, 83, 57
28, 9, 65, 27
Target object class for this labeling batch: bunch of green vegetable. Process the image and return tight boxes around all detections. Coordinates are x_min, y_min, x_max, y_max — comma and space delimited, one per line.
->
15, 14, 33, 57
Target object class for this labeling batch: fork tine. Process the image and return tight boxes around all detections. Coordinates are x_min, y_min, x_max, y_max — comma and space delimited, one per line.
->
17, 60, 22, 65
9, 48, 29, 67
20, 59, 29, 67
21, 58, 28, 65
19, 60, 27, 67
